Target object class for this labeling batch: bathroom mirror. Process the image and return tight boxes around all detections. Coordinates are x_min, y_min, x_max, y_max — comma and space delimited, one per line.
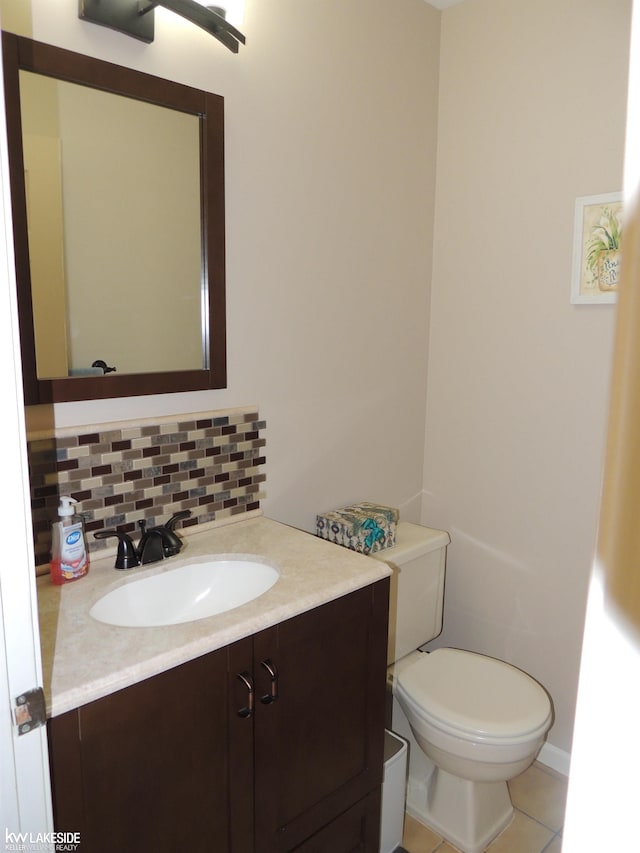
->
1, 32, 227, 404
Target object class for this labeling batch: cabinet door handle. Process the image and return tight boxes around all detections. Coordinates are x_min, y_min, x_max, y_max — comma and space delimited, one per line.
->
259, 658, 279, 704
237, 671, 255, 718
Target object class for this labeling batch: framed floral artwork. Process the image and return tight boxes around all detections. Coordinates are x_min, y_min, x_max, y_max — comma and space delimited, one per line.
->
571, 192, 623, 304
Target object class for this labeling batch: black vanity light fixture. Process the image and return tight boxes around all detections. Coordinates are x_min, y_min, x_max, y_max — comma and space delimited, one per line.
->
79, 0, 246, 53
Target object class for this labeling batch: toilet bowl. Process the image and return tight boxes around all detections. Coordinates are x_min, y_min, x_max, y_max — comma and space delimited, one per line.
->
372, 523, 553, 853
397, 648, 552, 779
394, 648, 552, 853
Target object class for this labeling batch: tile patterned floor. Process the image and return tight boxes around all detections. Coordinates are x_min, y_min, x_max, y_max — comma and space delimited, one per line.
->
401, 761, 567, 853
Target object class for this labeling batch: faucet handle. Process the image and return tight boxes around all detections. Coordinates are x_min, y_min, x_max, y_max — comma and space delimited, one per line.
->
138, 529, 167, 564
161, 510, 192, 556
164, 510, 192, 531
94, 529, 140, 570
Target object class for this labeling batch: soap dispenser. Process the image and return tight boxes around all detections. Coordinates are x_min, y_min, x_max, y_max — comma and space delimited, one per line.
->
50, 496, 90, 585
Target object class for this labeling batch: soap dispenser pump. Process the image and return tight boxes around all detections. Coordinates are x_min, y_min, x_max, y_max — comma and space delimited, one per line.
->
50, 495, 90, 585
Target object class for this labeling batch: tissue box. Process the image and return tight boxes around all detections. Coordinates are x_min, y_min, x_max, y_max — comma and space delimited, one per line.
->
316, 502, 399, 554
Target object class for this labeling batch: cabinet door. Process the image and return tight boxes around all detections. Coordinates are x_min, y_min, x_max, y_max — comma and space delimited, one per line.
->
253, 579, 389, 853
290, 790, 382, 853
48, 638, 254, 853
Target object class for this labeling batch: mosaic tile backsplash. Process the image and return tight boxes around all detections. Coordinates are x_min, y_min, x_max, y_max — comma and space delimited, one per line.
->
27, 408, 266, 569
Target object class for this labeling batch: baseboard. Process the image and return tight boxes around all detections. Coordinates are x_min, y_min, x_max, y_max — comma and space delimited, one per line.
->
537, 742, 571, 777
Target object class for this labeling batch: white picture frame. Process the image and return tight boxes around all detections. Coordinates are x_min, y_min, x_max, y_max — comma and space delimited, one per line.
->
571, 192, 623, 304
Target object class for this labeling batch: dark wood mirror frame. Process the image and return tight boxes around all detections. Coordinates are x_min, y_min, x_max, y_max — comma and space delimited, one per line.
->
2, 31, 227, 404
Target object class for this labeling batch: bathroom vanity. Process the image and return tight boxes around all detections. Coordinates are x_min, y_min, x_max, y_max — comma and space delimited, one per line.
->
39, 516, 391, 852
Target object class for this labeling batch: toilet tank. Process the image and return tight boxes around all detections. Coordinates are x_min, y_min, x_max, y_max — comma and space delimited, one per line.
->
372, 522, 450, 665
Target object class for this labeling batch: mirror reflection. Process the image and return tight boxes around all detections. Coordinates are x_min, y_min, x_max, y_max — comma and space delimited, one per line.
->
20, 71, 203, 379
2, 32, 227, 404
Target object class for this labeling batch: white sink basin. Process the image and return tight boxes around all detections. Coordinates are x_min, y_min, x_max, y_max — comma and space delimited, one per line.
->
89, 555, 279, 627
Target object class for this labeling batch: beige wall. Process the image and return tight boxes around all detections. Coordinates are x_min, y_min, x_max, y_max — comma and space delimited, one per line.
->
5, 0, 632, 759
565, 1, 640, 832
423, 0, 632, 753
16, 0, 441, 532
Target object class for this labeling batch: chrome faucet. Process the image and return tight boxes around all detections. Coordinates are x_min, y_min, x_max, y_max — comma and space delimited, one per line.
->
94, 510, 192, 570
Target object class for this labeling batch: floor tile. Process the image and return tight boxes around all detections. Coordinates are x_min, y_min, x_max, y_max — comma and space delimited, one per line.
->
400, 762, 567, 853
508, 763, 568, 831
402, 813, 442, 852
485, 811, 555, 853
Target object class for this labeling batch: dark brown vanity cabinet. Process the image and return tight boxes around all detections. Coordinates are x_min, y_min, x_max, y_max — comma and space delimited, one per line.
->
48, 580, 389, 853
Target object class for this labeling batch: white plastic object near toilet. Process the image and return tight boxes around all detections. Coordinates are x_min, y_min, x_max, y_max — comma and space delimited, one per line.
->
379, 730, 408, 853
372, 523, 552, 853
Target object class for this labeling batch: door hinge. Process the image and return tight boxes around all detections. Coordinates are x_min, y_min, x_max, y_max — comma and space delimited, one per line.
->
14, 687, 47, 735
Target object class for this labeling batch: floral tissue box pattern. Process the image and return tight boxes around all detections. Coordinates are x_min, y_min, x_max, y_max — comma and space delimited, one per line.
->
316, 502, 398, 554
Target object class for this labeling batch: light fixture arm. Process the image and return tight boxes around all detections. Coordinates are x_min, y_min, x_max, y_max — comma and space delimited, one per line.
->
79, 0, 245, 53
139, 1, 245, 52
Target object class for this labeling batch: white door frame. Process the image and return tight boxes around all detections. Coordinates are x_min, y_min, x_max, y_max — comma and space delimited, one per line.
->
0, 15, 54, 839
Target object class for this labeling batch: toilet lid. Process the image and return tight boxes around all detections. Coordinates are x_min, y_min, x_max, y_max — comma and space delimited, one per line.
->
396, 648, 551, 740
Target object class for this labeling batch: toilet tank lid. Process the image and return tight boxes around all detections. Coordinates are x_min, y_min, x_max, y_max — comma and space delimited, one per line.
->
372, 522, 450, 565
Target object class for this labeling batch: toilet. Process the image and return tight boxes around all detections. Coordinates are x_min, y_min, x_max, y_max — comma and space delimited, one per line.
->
372, 522, 553, 853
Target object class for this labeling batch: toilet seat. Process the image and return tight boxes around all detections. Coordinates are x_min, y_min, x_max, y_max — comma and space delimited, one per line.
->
396, 648, 552, 745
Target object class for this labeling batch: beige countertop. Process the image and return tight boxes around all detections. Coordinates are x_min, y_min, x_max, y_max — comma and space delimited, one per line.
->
37, 514, 391, 718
